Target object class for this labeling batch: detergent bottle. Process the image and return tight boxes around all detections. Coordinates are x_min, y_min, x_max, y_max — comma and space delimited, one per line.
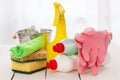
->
46, 55, 78, 72
47, 2, 67, 61
53, 38, 78, 56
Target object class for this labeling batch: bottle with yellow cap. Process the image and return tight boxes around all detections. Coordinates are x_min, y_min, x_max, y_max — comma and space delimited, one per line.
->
47, 2, 67, 61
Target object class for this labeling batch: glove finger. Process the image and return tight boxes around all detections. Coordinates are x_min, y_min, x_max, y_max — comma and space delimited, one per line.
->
97, 47, 106, 66
97, 39, 108, 66
88, 49, 98, 67
97, 33, 109, 66
78, 62, 87, 74
82, 44, 91, 61
75, 33, 84, 43
74, 33, 85, 49
91, 65, 98, 76
78, 49, 87, 66
74, 39, 82, 49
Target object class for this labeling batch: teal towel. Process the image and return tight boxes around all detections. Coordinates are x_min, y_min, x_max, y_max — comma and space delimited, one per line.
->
10, 36, 45, 58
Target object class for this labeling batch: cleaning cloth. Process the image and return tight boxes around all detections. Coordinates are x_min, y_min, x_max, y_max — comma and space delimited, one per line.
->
10, 36, 45, 58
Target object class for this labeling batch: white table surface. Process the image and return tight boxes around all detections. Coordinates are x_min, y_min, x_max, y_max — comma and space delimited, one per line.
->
0, 42, 120, 80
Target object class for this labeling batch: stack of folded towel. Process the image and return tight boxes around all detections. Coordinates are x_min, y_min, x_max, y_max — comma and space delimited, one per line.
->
10, 36, 47, 74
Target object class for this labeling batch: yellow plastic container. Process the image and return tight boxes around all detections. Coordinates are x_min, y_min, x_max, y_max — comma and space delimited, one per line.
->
47, 2, 67, 61
40, 29, 52, 50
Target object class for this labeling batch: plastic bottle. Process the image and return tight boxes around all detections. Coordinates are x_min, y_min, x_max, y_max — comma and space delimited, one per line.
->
46, 55, 78, 72
47, 2, 67, 61
53, 38, 78, 56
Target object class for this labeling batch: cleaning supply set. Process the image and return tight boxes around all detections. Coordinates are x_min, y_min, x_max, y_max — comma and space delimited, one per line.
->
47, 30, 112, 75
9, 2, 113, 76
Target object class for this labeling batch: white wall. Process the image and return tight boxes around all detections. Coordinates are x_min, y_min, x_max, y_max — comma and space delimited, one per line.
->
0, 0, 17, 44
0, 0, 88, 44
98, 0, 111, 30
111, 0, 120, 45
15, 0, 88, 40
0, 0, 114, 45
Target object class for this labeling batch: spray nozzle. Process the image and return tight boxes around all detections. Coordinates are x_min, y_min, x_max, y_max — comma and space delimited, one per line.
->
53, 2, 65, 26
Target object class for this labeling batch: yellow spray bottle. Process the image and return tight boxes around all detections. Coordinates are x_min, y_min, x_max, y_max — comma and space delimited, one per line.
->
47, 2, 67, 61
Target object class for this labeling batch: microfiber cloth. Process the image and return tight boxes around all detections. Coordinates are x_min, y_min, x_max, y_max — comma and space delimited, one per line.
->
10, 36, 45, 58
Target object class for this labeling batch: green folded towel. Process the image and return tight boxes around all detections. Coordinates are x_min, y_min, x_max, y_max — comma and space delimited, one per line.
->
10, 36, 45, 58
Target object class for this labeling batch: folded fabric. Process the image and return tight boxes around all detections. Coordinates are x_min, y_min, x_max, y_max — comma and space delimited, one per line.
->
74, 27, 112, 76
10, 36, 45, 58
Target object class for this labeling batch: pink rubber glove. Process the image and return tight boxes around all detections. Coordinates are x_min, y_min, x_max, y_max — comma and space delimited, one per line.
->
74, 27, 112, 76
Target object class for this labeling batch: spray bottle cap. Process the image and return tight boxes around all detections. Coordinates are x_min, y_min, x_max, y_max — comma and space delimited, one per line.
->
53, 43, 65, 53
46, 60, 57, 70
53, 2, 65, 26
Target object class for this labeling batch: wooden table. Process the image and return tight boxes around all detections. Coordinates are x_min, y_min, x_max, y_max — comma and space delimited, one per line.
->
0, 42, 120, 80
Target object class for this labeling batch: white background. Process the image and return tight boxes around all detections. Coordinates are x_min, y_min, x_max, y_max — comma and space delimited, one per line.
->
0, 0, 119, 45
0, 1, 120, 80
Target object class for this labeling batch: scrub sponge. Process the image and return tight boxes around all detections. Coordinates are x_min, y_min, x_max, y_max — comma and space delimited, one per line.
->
11, 49, 47, 74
